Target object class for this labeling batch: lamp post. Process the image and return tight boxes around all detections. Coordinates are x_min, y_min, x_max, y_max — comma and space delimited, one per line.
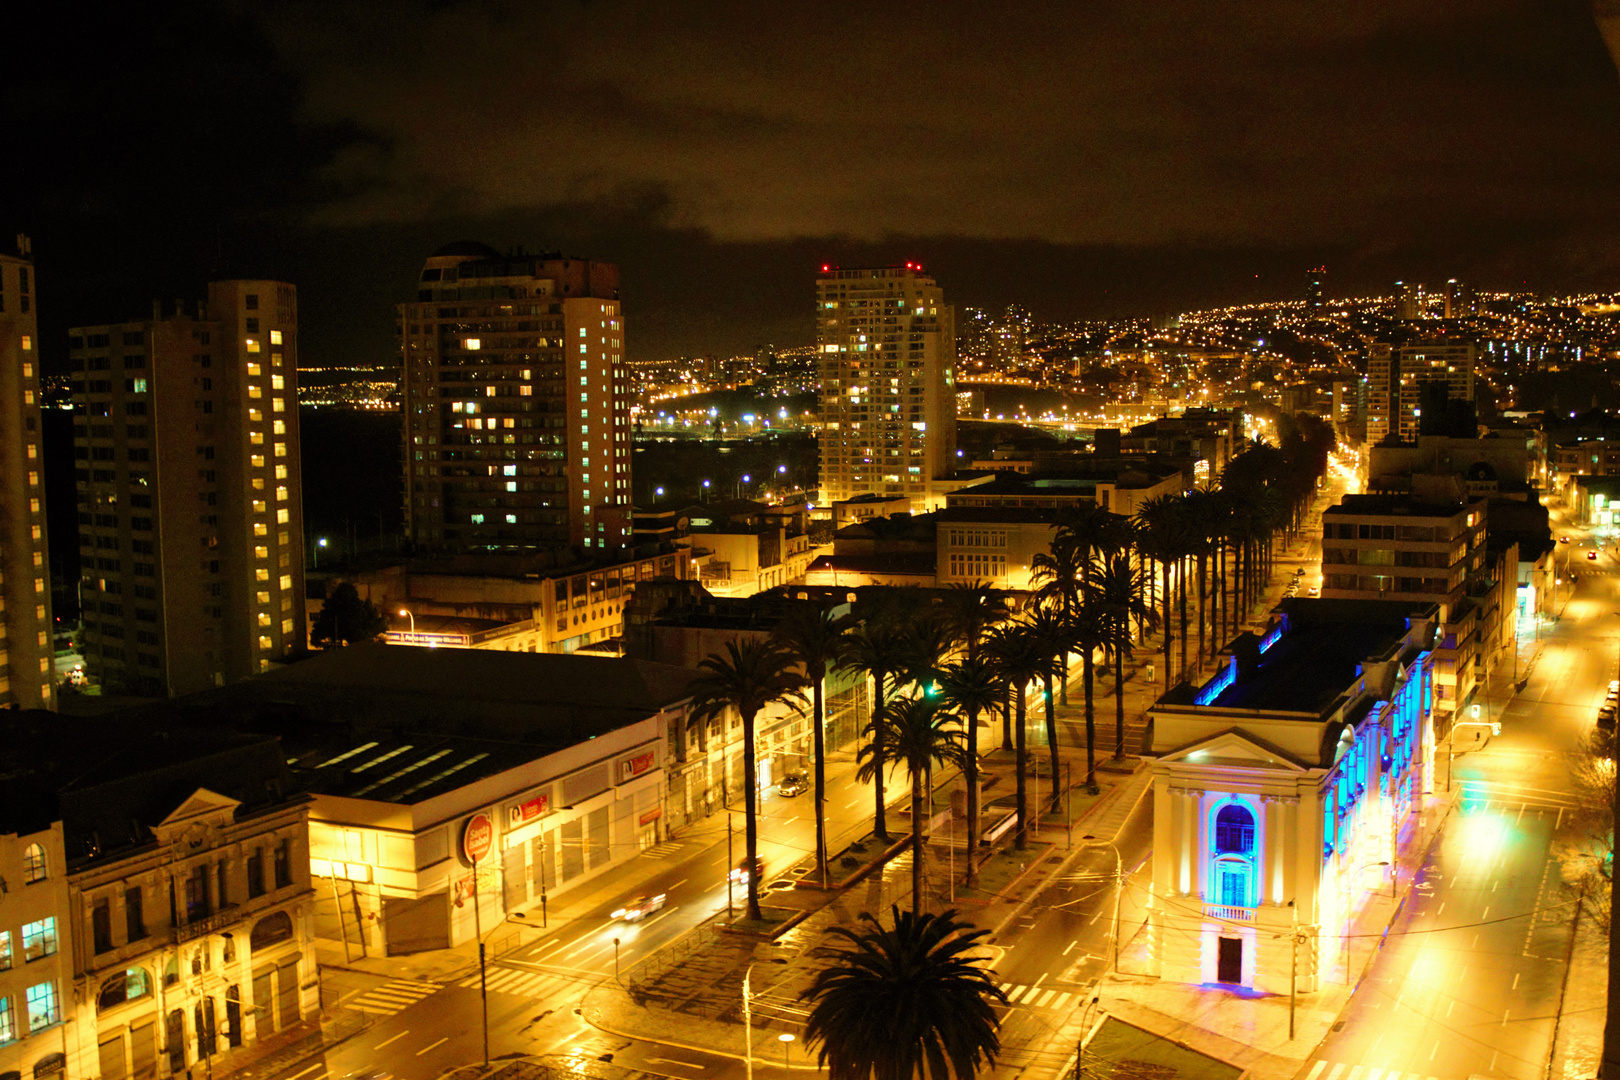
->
398, 608, 415, 635
778, 1033, 794, 1068
743, 957, 789, 1080
1082, 834, 1124, 973
313, 536, 327, 568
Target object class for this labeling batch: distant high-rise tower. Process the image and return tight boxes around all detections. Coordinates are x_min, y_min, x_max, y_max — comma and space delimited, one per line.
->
1365, 341, 1476, 444
1442, 279, 1475, 319
70, 281, 306, 696
1305, 267, 1326, 311
400, 243, 630, 552
816, 264, 957, 509
0, 238, 55, 708
1395, 281, 1423, 320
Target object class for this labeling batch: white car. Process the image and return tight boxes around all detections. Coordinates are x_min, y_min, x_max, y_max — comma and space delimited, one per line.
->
611, 893, 667, 921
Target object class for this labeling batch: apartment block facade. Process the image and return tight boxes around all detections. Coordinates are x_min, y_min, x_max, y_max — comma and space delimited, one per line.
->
1365, 342, 1475, 444
69, 282, 306, 697
815, 265, 956, 510
0, 244, 55, 707
399, 243, 631, 553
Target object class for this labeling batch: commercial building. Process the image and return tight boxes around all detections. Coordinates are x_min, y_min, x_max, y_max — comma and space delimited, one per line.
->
688, 501, 814, 597
1145, 599, 1439, 992
69, 282, 306, 697
399, 243, 631, 554
815, 265, 956, 511
0, 240, 55, 708
1365, 342, 1475, 444
945, 464, 1186, 518
192, 645, 692, 955
0, 816, 72, 1080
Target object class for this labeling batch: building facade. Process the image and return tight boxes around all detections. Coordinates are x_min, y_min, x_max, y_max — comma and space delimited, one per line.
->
69, 282, 306, 696
815, 265, 956, 510
1365, 342, 1475, 444
0, 242, 55, 708
0, 823, 73, 1080
399, 243, 631, 553
1146, 600, 1438, 993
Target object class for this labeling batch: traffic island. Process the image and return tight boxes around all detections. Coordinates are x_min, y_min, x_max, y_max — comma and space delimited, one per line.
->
716, 904, 813, 940
787, 830, 912, 891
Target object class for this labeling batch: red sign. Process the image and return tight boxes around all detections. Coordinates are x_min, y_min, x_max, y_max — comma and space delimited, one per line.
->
638, 806, 663, 827
461, 812, 495, 864
508, 794, 549, 828
619, 751, 655, 782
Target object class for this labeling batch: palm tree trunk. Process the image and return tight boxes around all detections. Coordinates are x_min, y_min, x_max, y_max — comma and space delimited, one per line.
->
911, 771, 926, 912
742, 706, 763, 922
1083, 646, 1099, 793
1161, 556, 1173, 679
1042, 670, 1061, 812
1014, 689, 1028, 851
1197, 551, 1207, 665
1113, 632, 1128, 760
1001, 691, 1013, 751
812, 671, 828, 888
965, 699, 980, 885
1178, 554, 1189, 677
872, 670, 890, 841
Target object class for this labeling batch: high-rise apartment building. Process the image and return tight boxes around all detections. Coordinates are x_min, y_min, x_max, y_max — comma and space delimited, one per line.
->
400, 243, 631, 552
70, 281, 305, 697
1395, 280, 1423, 320
0, 240, 55, 708
1304, 266, 1326, 311
816, 264, 957, 510
1365, 341, 1476, 444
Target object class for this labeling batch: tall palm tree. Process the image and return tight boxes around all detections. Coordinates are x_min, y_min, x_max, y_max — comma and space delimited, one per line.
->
1067, 600, 1111, 794
859, 695, 967, 909
1031, 532, 1084, 705
940, 583, 1008, 872
935, 655, 1000, 879
1090, 551, 1158, 760
800, 906, 1007, 1080
899, 610, 959, 697
984, 622, 1053, 851
842, 620, 910, 842
687, 637, 807, 922
1023, 603, 1076, 805
772, 601, 853, 889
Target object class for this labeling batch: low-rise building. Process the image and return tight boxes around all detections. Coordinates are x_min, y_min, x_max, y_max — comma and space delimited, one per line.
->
0, 814, 72, 1080
1145, 599, 1438, 993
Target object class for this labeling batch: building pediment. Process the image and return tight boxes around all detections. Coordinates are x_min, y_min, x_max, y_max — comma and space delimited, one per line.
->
153, 788, 241, 853
1157, 728, 1313, 771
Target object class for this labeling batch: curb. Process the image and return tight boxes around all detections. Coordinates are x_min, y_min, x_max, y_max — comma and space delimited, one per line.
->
579, 996, 824, 1071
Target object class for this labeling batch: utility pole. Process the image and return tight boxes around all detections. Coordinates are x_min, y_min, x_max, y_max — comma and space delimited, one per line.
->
1288, 899, 1297, 1041
471, 853, 489, 1069
1603, 623, 1620, 1079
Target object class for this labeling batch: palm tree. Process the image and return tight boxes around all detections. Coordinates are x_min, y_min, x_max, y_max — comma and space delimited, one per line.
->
935, 655, 1001, 878
859, 695, 967, 908
940, 583, 1008, 873
1067, 600, 1111, 794
1031, 533, 1084, 705
772, 601, 853, 889
984, 622, 1053, 851
800, 906, 1007, 1080
1023, 603, 1076, 806
1090, 551, 1158, 760
687, 637, 807, 922
842, 620, 910, 842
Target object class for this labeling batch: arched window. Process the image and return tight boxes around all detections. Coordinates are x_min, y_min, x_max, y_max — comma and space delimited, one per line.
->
97, 968, 152, 1013
22, 844, 46, 884
32, 1054, 64, 1079
249, 911, 293, 952
1214, 804, 1255, 855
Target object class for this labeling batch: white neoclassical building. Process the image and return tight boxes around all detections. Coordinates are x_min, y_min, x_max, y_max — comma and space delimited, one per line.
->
1144, 598, 1438, 993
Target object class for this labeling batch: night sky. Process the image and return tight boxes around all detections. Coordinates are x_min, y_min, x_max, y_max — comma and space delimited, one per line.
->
8, 1, 1620, 369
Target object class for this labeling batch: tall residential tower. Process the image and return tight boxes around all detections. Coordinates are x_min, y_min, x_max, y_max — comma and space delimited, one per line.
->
70, 281, 306, 696
400, 243, 631, 552
1365, 341, 1476, 444
0, 239, 54, 708
815, 264, 956, 509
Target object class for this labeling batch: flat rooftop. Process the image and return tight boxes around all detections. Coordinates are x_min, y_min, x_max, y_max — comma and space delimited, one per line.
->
1324, 494, 1473, 518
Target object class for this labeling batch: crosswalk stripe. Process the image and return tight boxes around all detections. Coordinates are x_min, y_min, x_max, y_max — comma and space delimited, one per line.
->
1363, 1070, 1382, 1080
1035, 989, 1057, 1008
1324, 1064, 1347, 1080
1349, 1067, 1365, 1080
1052, 992, 1072, 1010
1303, 1061, 1327, 1080
999, 982, 1012, 993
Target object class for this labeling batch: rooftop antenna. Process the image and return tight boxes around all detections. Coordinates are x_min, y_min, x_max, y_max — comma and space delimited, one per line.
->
15, 234, 30, 257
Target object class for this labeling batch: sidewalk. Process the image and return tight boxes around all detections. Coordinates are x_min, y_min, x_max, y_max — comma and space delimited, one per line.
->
1088, 783, 1462, 1080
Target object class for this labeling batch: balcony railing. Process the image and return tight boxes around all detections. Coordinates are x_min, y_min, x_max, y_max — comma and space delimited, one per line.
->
1203, 904, 1255, 923
171, 905, 239, 944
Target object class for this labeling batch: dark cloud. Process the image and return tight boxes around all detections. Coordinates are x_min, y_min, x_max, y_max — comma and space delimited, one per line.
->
5, 1, 1620, 365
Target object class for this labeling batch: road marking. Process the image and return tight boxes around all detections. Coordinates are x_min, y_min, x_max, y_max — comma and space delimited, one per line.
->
1349, 1066, 1364, 1080
374, 1031, 410, 1050
1482, 906, 1490, 920
1431, 1041, 1440, 1060
1063, 941, 1078, 956
1303, 1061, 1326, 1080
646, 1059, 706, 1070
1034, 971, 1048, 987
1323, 1064, 1346, 1080
287, 1066, 324, 1080
417, 1037, 450, 1056
1035, 989, 1057, 1008
1446, 1000, 1454, 1018
670, 879, 688, 890
1436, 902, 1444, 917
1502, 1008, 1511, 1027
1512, 972, 1521, 990
1492, 880, 1499, 893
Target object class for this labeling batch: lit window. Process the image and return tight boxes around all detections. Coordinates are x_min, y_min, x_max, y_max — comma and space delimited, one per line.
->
22, 918, 56, 961
251, 454, 265, 468
506, 514, 517, 523
271, 375, 284, 390
520, 385, 532, 396
270, 330, 283, 345
249, 386, 263, 399
506, 481, 517, 492
20, 363, 29, 377
249, 409, 263, 422
0, 995, 12, 1042
279, 574, 292, 591
503, 465, 517, 475
471, 513, 485, 524
258, 612, 272, 627
273, 420, 286, 435
22, 845, 45, 883
252, 501, 267, 514
275, 465, 287, 479
465, 338, 481, 350
20, 336, 32, 351
250, 431, 264, 445
257, 591, 271, 605
25, 981, 56, 1032
259, 635, 273, 651
256, 568, 270, 582
254, 523, 268, 536
274, 442, 287, 457
247, 363, 261, 377
282, 619, 295, 635
276, 486, 288, 502
252, 478, 266, 491
276, 508, 290, 524
272, 398, 285, 412
246, 339, 261, 353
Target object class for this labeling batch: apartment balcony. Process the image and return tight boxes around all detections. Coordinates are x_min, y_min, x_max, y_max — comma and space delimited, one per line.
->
1203, 903, 1256, 923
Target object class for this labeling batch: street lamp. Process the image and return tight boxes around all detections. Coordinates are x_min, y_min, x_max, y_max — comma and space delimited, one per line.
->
314, 536, 327, 568
743, 957, 789, 1080
1081, 834, 1124, 974
399, 608, 415, 634
778, 1033, 794, 1068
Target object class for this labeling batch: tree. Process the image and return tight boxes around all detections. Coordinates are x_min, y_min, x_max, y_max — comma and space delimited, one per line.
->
687, 637, 807, 922
310, 583, 388, 648
1066, 601, 1111, 794
941, 584, 1009, 875
800, 906, 1007, 1080
860, 695, 967, 909
1090, 551, 1158, 760
984, 622, 1053, 851
842, 620, 911, 842
935, 656, 1001, 875
1023, 603, 1077, 808
772, 602, 853, 889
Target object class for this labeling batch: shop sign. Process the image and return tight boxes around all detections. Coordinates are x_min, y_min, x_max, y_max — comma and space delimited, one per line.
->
618, 751, 655, 782
461, 812, 495, 864
507, 794, 549, 828
638, 806, 663, 827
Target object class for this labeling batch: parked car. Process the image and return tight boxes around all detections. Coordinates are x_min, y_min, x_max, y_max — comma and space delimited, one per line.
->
1599, 704, 1618, 731
1307, 585, 1320, 596
611, 893, 668, 921
777, 773, 809, 797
